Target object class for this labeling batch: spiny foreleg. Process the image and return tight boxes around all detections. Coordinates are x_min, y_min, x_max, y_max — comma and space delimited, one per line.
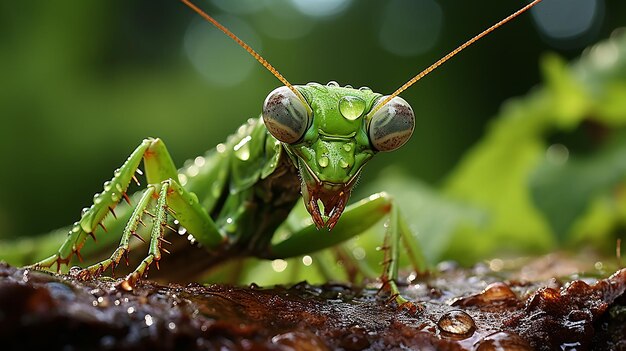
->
118, 178, 227, 289
29, 139, 153, 272
29, 138, 226, 287
76, 186, 155, 279
118, 183, 170, 289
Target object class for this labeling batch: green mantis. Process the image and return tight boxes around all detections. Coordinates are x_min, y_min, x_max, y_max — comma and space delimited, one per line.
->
22, 0, 543, 307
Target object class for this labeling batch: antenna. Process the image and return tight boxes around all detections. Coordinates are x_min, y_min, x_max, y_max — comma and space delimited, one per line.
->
180, 0, 311, 112
373, 0, 543, 114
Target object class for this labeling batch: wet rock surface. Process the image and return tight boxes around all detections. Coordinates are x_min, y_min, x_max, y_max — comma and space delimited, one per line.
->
0, 262, 625, 350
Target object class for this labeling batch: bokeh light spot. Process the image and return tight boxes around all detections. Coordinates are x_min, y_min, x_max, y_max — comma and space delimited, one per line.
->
271, 259, 288, 272
290, 0, 352, 18
184, 16, 262, 87
378, 0, 443, 57
532, 0, 604, 48
546, 143, 569, 166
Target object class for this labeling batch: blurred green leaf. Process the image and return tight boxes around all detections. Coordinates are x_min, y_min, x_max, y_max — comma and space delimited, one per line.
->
530, 133, 626, 241
361, 168, 486, 264
442, 30, 626, 256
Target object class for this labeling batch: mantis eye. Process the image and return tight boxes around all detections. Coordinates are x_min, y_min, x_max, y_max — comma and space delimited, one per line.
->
262, 86, 311, 144
368, 96, 415, 152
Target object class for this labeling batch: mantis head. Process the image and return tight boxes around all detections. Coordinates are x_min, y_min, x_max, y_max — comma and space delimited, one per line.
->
262, 83, 415, 229
181, 0, 544, 229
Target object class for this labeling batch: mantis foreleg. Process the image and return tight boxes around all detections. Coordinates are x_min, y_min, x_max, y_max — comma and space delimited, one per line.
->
32, 138, 227, 286
30, 139, 153, 271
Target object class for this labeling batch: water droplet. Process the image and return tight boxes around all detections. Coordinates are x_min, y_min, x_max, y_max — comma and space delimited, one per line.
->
302, 255, 313, 266
343, 144, 352, 152
318, 156, 329, 168
115, 183, 123, 193
476, 331, 532, 351
187, 165, 199, 177
437, 309, 476, 337
237, 124, 247, 135
234, 135, 252, 161
96, 296, 108, 307
81, 207, 90, 217
187, 234, 197, 245
224, 218, 237, 233
178, 226, 187, 235
194, 156, 206, 167
359, 86, 372, 92
144, 314, 154, 326
114, 168, 121, 177
111, 193, 119, 202
340, 160, 349, 169
327, 81, 339, 87
127, 306, 135, 314
168, 322, 176, 330
103, 181, 113, 192
338, 96, 366, 120
481, 282, 517, 302
452, 281, 518, 307
178, 174, 188, 186
216, 143, 226, 153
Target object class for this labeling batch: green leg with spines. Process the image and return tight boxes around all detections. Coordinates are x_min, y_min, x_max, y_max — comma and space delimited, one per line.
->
30, 139, 153, 271
77, 186, 156, 279
31, 138, 226, 288
268, 192, 425, 311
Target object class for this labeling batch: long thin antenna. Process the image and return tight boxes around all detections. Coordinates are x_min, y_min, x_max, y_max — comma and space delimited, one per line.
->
373, 0, 543, 113
180, 0, 311, 111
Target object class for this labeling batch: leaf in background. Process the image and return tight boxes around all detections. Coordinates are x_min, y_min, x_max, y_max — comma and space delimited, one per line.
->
442, 31, 626, 257
361, 168, 486, 264
530, 133, 626, 242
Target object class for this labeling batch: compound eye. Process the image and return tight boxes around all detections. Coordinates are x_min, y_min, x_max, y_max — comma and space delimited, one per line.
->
368, 96, 415, 151
262, 86, 310, 144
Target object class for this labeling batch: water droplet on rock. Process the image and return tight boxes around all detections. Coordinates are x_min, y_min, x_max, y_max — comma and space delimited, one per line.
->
437, 309, 476, 337
481, 282, 517, 301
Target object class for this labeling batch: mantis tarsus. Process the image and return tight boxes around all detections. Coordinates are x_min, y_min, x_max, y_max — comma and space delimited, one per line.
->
24, 0, 543, 308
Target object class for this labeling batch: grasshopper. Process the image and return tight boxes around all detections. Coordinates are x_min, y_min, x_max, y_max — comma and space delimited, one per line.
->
26, 0, 543, 307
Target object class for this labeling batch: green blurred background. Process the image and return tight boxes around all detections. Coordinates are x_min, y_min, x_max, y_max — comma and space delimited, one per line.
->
1, 0, 625, 265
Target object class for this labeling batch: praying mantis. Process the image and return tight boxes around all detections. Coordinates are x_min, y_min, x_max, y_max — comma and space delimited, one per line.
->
14, 0, 543, 307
